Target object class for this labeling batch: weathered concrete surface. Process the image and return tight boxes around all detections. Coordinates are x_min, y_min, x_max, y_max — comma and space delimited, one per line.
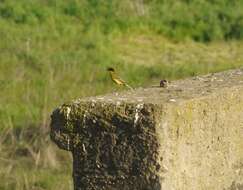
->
50, 69, 243, 190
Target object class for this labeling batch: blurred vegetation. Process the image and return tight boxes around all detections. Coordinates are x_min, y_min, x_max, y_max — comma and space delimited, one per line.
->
0, 0, 243, 189
1, 0, 243, 41
0, 127, 73, 190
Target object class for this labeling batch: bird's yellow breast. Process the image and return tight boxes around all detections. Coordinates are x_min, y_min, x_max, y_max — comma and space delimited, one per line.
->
109, 72, 125, 85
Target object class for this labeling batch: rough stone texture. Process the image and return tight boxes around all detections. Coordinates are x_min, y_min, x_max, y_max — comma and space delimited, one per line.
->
50, 69, 243, 190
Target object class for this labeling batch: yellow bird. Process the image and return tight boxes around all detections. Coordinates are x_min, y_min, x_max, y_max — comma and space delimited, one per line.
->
107, 67, 133, 90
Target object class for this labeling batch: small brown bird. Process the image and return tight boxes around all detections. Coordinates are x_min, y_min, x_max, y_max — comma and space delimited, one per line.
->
160, 79, 168, 88
107, 67, 133, 90
150, 79, 169, 88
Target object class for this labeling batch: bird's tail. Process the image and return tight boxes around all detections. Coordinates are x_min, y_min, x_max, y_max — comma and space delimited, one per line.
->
124, 83, 134, 90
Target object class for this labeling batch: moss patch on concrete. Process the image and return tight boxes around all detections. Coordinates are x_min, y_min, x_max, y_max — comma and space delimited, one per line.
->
51, 102, 161, 189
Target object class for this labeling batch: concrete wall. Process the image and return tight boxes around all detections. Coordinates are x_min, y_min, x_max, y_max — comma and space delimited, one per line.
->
50, 69, 243, 190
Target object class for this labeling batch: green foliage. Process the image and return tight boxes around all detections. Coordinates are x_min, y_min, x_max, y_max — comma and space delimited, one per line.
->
1, 0, 243, 41
147, 0, 243, 41
0, 0, 50, 24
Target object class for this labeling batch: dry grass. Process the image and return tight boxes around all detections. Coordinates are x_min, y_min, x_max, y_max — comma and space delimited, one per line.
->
0, 126, 73, 190
114, 34, 243, 67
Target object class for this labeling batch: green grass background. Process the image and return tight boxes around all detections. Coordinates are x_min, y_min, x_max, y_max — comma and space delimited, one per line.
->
0, 0, 243, 189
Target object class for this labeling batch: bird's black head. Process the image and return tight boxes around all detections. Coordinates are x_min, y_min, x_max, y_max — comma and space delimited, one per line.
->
107, 67, 115, 72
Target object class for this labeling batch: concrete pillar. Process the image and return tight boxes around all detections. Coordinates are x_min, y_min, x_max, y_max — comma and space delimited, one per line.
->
51, 69, 243, 190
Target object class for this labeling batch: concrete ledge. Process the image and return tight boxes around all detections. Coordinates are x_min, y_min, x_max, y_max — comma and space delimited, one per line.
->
50, 69, 243, 190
